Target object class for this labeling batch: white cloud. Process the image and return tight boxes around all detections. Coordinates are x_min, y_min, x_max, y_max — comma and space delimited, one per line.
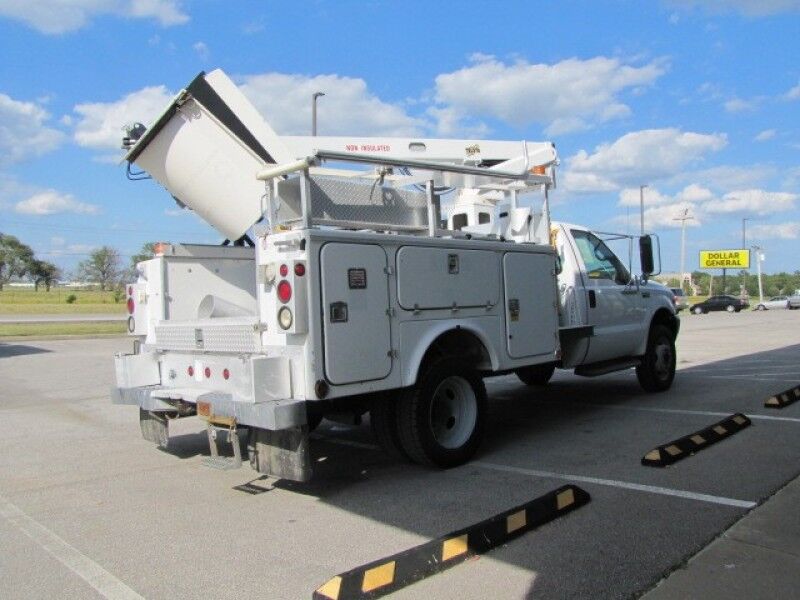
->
640, 201, 701, 229
0, 93, 64, 166
15, 190, 99, 215
668, 0, 800, 16
0, 0, 188, 34
724, 97, 758, 112
703, 189, 796, 215
72, 85, 173, 150
432, 54, 666, 136
785, 82, 800, 100
192, 41, 209, 60
754, 129, 777, 141
562, 128, 727, 192
238, 73, 424, 136
750, 222, 800, 239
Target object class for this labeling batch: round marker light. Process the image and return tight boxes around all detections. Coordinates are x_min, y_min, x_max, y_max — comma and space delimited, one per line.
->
278, 306, 293, 330
188, 366, 194, 377
294, 263, 306, 276
127, 298, 135, 314
279, 264, 289, 277
277, 280, 292, 303
223, 368, 230, 380
204, 367, 211, 379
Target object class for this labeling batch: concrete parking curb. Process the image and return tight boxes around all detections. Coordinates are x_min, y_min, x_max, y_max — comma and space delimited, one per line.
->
642, 413, 751, 467
765, 386, 800, 409
312, 484, 591, 600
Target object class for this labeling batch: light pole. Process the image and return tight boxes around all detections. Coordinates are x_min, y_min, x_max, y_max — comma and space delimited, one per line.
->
673, 209, 694, 293
741, 217, 751, 301
639, 184, 648, 234
752, 245, 764, 304
311, 91, 325, 136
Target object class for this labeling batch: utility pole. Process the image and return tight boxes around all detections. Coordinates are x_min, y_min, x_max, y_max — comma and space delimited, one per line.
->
639, 184, 648, 234
752, 245, 764, 304
673, 209, 694, 293
311, 91, 325, 136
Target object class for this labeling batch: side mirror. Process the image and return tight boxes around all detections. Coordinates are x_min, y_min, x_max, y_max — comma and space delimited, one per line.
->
639, 235, 655, 276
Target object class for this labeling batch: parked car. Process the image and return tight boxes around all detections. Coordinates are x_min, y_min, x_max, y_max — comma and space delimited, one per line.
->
755, 295, 800, 310
670, 287, 689, 312
690, 295, 746, 314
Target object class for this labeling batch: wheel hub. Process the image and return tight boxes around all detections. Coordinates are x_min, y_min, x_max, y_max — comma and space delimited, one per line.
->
429, 376, 478, 449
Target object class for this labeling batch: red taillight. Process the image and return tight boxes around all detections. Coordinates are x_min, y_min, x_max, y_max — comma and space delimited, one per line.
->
127, 298, 135, 314
294, 263, 306, 276
204, 367, 211, 378
188, 366, 194, 377
223, 368, 230, 380
279, 264, 289, 277
277, 280, 292, 303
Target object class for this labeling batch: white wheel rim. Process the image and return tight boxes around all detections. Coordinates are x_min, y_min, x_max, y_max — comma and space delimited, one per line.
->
429, 376, 477, 449
653, 338, 673, 380
727, 305, 734, 312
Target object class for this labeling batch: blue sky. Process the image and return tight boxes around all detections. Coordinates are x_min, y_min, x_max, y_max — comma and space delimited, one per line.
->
1, 0, 799, 275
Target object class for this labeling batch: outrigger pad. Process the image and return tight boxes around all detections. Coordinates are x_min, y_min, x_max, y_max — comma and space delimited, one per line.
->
248, 426, 312, 482
139, 408, 169, 448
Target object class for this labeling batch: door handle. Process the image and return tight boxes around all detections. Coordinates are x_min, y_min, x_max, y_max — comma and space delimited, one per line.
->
641, 291, 651, 298
588, 290, 597, 308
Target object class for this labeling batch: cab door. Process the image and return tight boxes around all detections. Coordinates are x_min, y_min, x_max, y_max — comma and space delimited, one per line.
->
568, 229, 645, 363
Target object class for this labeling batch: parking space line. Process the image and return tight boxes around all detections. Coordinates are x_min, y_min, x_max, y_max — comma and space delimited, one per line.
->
473, 462, 756, 509
0, 494, 144, 600
553, 402, 800, 424
312, 435, 756, 509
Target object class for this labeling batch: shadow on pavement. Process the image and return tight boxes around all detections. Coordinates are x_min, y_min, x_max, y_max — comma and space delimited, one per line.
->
0, 342, 52, 358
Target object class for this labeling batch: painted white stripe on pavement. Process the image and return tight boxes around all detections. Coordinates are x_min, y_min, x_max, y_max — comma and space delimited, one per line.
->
474, 462, 756, 509
313, 434, 756, 509
0, 494, 144, 600
563, 402, 800, 424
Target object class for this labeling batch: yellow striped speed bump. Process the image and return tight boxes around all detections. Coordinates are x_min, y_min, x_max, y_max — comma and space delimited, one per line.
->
641, 413, 751, 467
313, 484, 590, 600
765, 385, 800, 409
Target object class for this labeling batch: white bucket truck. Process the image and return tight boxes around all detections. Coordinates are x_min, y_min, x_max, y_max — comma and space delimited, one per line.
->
113, 70, 678, 481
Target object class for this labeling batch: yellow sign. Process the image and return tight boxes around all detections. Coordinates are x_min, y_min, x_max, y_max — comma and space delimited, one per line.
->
699, 249, 750, 269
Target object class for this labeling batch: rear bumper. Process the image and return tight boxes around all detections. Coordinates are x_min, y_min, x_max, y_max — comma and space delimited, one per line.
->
111, 385, 307, 430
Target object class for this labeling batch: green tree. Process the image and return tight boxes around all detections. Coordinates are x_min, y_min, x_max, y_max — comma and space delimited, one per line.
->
0, 233, 35, 291
76, 246, 121, 290
130, 242, 157, 267
29, 259, 61, 291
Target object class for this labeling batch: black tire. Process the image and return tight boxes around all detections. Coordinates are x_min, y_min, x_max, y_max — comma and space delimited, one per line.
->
370, 394, 408, 461
397, 357, 487, 468
636, 324, 676, 393
692, 306, 703, 315
726, 304, 735, 313
516, 363, 556, 386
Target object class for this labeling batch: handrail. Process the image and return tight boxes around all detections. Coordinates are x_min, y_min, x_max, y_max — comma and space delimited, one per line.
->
255, 150, 552, 184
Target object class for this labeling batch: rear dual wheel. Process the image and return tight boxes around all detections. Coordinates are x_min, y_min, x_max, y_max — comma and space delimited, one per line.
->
371, 358, 487, 468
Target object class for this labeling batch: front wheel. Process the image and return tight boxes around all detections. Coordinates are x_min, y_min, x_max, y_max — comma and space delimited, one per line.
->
636, 324, 676, 392
397, 357, 487, 468
692, 306, 703, 315
726, 304, 735, 313
516, 363, 556, 386
757, 304, 766, 311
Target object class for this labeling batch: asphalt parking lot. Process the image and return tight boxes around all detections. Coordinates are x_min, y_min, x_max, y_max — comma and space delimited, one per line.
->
1, 309, 799, 599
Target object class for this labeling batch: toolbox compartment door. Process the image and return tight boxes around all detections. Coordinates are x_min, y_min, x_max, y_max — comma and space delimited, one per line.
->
321, 243, 392, 384
503, 252, 559, 359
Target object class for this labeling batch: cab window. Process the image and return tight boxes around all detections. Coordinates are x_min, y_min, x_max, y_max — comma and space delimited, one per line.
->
571, 229, 631, 284
452, 213, 468, 231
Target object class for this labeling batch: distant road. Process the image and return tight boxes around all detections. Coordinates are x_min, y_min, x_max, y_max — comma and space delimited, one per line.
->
0, 314, 126, 323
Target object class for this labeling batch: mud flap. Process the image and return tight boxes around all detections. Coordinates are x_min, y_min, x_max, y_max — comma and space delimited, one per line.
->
248, 426, 312, 482
139, 408, 169, 448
